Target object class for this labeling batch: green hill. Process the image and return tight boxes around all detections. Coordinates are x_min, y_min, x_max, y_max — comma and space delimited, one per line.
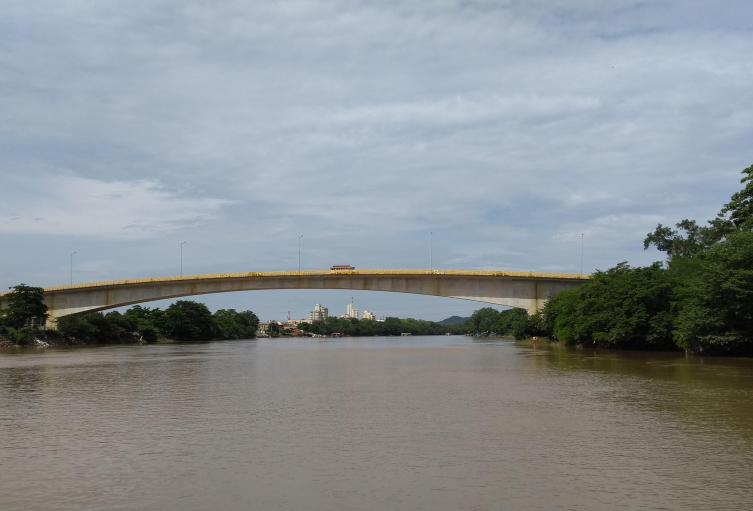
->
438, 315, 470, 326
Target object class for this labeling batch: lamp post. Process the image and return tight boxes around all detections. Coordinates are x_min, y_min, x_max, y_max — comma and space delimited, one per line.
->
429, 231, 433, 271
69, 251, 77, 285
298, 235, 303, 274
180, 241, 187, 276
578, 233, 584, 277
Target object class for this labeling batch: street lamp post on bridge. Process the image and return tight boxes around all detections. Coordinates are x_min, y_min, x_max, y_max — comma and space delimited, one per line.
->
69, 251, 77, 285
180, 241, 187, 277
298, 234, 303, 274
429, 231, 433, 271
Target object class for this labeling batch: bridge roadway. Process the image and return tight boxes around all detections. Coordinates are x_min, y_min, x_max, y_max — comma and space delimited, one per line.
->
0, 269, 589, 326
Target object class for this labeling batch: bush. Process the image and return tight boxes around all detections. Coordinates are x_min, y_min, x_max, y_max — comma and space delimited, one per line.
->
9, 327, 37, 346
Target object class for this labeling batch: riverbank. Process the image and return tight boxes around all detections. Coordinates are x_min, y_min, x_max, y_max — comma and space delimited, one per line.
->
0, 330, 144, 350
0, 332, 465, 351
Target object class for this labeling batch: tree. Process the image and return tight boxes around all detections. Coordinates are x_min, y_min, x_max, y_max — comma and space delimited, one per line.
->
2, 284, 48, 329
525, 312, 547, 338
467, 307, 530, 338
57, 315, 100, 341
672, 231, 753, 355
470, 308, 500, 334
644, 164, 753, 260
162, 300, 217, 341
643, 219, 725, 259
56, 312, 140, 343
543, 263, 674, 349
720, 163, 753, 230
123, 305, 164, 341
213, 309, 259, 339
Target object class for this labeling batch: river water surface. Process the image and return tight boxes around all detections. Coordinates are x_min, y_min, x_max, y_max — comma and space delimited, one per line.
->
2, 336, 753, 511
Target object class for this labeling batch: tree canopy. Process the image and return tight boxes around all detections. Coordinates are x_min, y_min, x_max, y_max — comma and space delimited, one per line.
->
54, 301, 259, 344
1, 284, 48, 329
539, 162, 753, 355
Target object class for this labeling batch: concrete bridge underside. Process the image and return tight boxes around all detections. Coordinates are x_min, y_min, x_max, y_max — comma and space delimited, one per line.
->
0, 270, 589, 325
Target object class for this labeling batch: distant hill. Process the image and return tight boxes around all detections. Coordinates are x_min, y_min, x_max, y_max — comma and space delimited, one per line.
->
438, 315, 470, 326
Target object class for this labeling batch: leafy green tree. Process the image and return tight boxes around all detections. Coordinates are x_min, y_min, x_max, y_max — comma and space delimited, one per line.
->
467, 307, 531, 338
162, 300, 217, 341
137, 324, 159, 342
122, 306, 164, 341
644, 220, 704, 258
720, 163, 753, 230
470, 308, 500, 334
644, 164, 753, 260
124, 306, 164, 328
213, 309, 259, 339
57, 312, 137, 343
525, 312, 547, 338
509, 311, 529, 340
543, 263, 674, 349
57, 315, 101, 342
2, 284, 48, 329
672, 231, 753, 354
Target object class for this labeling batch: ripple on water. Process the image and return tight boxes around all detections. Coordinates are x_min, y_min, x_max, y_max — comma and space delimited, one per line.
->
1, 337, 753, 511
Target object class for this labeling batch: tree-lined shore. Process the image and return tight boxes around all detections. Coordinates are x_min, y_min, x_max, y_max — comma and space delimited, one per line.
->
0, 288, 466, 346
0, 295, 259, 346
295, 316, 466, 337
520, 163, 753, 356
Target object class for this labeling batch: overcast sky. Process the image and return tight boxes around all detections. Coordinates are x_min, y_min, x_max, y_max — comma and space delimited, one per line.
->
1, 0, 752, 320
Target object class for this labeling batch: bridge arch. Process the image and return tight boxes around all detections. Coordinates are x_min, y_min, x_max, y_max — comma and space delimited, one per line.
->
0, 270, 588, 325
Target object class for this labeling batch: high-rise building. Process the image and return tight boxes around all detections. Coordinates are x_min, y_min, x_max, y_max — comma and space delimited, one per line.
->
362, 310, 375, 321
309, 303, 329, 322
345, 299, 359, 319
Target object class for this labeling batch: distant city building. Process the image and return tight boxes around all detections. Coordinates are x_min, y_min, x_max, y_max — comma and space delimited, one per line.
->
344, 300, 359, 319
257, 321, 282, 337
309, 303, 329, 322
362, 310, 375, 321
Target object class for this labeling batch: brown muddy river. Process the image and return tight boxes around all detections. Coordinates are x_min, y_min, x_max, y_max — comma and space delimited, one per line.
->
2, 336, 753, 510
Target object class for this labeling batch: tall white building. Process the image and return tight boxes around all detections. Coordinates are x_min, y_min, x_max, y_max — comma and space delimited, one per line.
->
344, 300, 359, 319
362, 310, 375, 321
309, 303, 329, 322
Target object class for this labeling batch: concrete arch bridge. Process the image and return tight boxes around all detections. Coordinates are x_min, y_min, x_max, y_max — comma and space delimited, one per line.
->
0, 269, 589, 326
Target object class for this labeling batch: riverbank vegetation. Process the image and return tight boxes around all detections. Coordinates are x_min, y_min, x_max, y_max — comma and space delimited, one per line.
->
0, 284, 49, 346
533, 163, 753, 356
0, 294, 259, 345
298, 316, 466, 337
55, 301, 260, 343
463, 308, 530, 339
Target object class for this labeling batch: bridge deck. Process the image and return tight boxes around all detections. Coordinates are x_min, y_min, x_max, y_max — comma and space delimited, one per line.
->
0, 269, 590, 296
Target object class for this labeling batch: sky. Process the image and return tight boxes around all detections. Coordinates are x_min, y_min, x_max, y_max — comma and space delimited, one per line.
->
1, 0, 752, 321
